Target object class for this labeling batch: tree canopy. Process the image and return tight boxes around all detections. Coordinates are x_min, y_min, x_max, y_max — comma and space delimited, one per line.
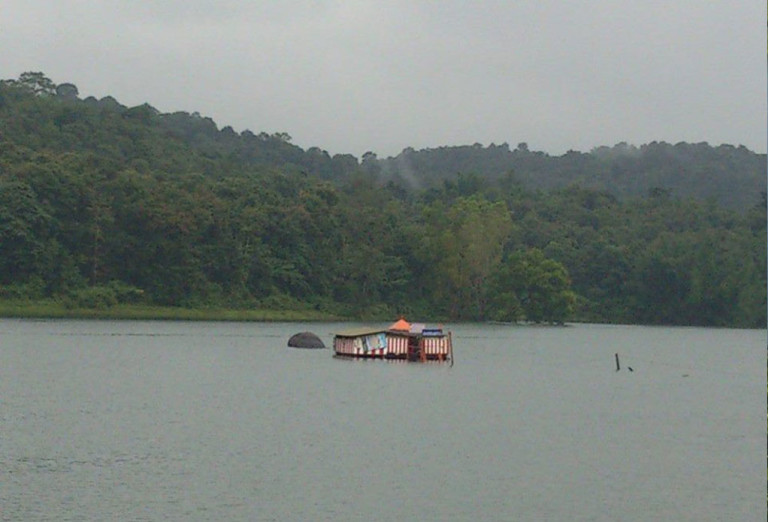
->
0, 72, 764, 327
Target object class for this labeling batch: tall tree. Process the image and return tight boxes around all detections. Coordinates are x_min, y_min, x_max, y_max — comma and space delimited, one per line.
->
489, 249, 575, 324
422, 195, 513, 319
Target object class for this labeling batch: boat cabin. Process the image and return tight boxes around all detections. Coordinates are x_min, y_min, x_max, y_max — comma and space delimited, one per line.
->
333, 319, 453, 364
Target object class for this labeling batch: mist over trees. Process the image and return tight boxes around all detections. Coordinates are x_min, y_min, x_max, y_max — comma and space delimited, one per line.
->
1, 73, 765, 327
374, 141, 764, 211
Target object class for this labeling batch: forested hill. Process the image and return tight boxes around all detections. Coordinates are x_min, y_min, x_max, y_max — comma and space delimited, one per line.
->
371, 142, 765, 211
2, 72, 761, 209
0, 74, 360, 183
1, 73, 765, 327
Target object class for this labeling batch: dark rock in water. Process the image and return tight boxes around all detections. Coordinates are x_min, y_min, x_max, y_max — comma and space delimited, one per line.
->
288, 331, 325, 349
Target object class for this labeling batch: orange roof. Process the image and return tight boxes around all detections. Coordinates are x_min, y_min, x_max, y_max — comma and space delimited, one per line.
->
389, 317, 411, 331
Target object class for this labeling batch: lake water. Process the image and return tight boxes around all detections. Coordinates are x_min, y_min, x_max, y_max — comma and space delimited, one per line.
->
0, 319, 765, 521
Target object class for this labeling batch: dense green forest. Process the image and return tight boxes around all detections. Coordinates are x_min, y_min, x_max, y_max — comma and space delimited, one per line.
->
372, 141, 764, 211
0, 72, 765, 326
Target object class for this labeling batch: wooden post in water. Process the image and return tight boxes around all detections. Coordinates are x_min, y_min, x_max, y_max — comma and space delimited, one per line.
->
615, 353, 620, 372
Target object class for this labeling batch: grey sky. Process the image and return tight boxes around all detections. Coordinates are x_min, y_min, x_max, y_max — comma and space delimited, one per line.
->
2, 1, 765, 157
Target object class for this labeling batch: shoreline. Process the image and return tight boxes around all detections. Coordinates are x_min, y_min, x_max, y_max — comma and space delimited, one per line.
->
0, 301, 342, 322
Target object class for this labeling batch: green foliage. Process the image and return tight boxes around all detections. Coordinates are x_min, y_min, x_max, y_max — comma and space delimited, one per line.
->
63, 282, 144, 309
376, 141, 765, 211
3, 72, 57, 96
0, 71, 764, 327
0, 277, 47, 300
489, 249, 575, 324
418, 195, 513, 319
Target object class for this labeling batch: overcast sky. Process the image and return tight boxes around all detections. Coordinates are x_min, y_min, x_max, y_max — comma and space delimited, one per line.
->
2, 1, 765, 157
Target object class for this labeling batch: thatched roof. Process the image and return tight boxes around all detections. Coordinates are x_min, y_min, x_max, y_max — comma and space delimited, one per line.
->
287, 331, 326, 349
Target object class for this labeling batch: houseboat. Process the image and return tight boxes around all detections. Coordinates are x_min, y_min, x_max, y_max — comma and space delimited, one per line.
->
333, 318, 453, 365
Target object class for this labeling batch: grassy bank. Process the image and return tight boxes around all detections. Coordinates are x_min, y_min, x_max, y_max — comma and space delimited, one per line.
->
0, 300, 342, 322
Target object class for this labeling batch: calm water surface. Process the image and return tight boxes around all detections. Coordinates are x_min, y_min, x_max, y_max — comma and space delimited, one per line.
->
1, 320, 765, 521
